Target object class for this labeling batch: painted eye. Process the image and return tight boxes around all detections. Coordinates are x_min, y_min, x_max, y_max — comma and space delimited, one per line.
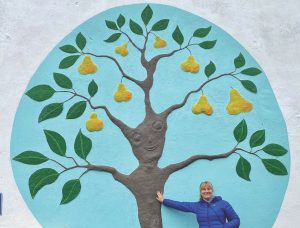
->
132, 132, 142, 143
152, 120, 163, 131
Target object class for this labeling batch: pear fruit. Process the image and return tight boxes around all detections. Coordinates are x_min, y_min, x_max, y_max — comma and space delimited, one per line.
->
192, 95, 213, 115
114, 83, 132, 102
153, 36, 167, 48
181, 55, 200, 73
226, 89, 253, 115
86, 112, 104, 132
78, 55, 97, 75
115, 43, 128, 56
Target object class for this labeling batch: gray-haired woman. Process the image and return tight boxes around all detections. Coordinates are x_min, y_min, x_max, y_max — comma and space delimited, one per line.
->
156, 181, 240, 228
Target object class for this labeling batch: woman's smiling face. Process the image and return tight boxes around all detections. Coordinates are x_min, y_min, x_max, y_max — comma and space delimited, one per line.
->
200, 185, 213, 201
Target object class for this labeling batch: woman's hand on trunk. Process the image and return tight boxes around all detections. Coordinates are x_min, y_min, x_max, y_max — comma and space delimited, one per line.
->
156, 191, 164, 203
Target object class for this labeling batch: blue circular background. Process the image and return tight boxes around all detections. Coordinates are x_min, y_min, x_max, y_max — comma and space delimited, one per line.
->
11, 4, 289, 227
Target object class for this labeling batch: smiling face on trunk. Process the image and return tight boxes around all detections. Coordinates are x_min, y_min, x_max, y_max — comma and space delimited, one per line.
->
129, 118, 167, 163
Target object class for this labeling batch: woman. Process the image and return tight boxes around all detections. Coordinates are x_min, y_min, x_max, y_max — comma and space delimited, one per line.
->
156, 181, 240, 228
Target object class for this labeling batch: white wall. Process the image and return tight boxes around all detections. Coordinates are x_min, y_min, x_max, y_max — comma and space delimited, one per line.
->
0, 0, 299, 227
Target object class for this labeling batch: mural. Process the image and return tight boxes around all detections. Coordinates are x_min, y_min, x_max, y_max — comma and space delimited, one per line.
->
11, 4, 289, 228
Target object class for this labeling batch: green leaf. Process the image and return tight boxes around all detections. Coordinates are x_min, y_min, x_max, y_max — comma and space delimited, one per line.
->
66, 101, 87, 119
129, 19, 143, 35
26, 85, 55, 102
199, 40, 217, 49
117, 14, 125, 28
76, 32, 86, 50
262, 144, 288, 156
193, 26, 211, 38
59, 55, 80, 69
236, 156, 251, 181
172, 26, 184, 45
151, 19, 169, 31
88, 80, 98, 97
44, 130, 66, 156
59, 45, 79, 54
141, 5, 153, 26
240, 67, 262, 76
53, 73, 73, 89
104, 33, 122, 43
234, 119, 247, 143
234, 53, 245, 68
60, 179, 81, 204
262, 159, 288, 175
13, 151, 49, 165
105, 20, 118, 30
38, 103, 64, 123
29, 168, 59, 198
250, 130, 265, 148
74, 130, 92, 159
204, 61, 216, 77
240, 80, 257, 93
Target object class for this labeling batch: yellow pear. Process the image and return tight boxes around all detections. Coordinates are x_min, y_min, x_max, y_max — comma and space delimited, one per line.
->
154, 36, 167, 48
114, 83, 132, 102
226, 89, 253, 115
181, 55, 200, 73
78, 55, 97, 75
192, 95, 213, 115
115, 43, 128, 56
86, 112, 104, 132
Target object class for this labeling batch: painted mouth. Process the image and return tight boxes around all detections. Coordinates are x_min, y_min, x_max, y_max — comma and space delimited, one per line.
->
145, 144, 159, 151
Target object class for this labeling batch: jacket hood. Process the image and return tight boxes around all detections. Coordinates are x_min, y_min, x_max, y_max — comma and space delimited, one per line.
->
212, 196, 222, 202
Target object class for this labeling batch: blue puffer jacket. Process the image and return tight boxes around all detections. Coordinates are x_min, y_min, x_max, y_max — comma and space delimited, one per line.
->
163, 196, 240, 228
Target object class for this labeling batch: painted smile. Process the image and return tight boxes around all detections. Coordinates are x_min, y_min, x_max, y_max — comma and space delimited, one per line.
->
145, 144, 158, 151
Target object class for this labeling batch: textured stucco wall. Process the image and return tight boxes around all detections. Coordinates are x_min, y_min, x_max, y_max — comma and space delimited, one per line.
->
0, 0, 299, 227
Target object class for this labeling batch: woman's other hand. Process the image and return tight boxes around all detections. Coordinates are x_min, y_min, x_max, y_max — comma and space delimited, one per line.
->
156, 191, 164, 203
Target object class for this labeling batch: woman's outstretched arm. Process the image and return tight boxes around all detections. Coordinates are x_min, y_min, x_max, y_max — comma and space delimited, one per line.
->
156, 191, 198, 213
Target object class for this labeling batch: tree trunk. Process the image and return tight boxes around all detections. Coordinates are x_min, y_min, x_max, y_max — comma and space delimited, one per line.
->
136, 195, 163, 228
127, 165, 169, 228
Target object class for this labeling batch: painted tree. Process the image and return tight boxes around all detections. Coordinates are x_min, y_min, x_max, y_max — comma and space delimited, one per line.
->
13, 5, 288, 228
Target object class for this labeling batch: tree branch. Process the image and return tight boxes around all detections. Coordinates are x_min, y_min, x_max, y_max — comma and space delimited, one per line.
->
60, 163, 129, 185
236, 147, 262, 159
161, 72, 236, 117
140, 30, 151, 68
93, 105, 131, 135
120, 30, 142, 52
66, 156, 79, 166
79, 94, 131, 135
50, 159, 67, 169
82, 52, 143, 88
87, 164, 129, 183
57, 91, 131, 135
163, 147, 239, 175
148, 42, 198, 66
149, 48, 181, 66
142, 29, 150, 52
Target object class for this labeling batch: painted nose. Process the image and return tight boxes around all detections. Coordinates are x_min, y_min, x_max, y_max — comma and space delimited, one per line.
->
148, 135, 153, 144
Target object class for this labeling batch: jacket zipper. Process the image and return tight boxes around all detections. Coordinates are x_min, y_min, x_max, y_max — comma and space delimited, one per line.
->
207, 203, 211, 228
